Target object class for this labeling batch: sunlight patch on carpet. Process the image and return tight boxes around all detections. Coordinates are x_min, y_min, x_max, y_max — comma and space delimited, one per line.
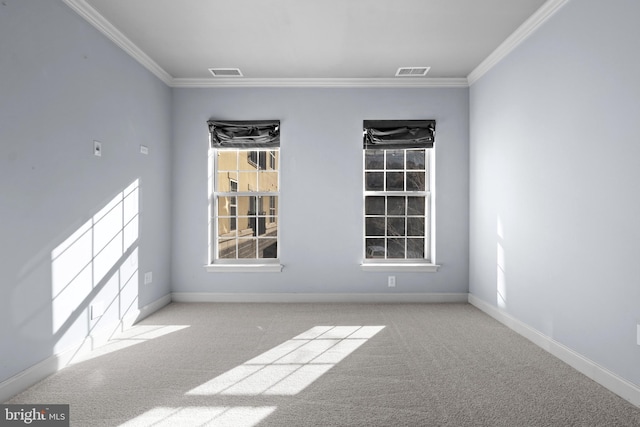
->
119, 406, 276, 427
187, 325, 385, 396
70, 324, 190, 364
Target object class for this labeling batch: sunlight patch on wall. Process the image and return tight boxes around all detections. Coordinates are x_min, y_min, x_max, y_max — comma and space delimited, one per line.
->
187, 325, 385, 397
497, 216, 507, 309
51, 180, 139, 353
119, 406, 276, 427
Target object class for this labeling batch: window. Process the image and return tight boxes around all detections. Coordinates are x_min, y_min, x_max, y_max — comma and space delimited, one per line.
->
207, 120, 281, 271
362, 120, 437, 270
212, 149, 279, 262
364, 149, 429, 260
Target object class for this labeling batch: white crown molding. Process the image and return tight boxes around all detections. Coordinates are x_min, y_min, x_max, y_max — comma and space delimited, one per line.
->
468, 294, 640, 408
170, 77, 469, 88
467, 0, 570, 85
62, 0, 173, 85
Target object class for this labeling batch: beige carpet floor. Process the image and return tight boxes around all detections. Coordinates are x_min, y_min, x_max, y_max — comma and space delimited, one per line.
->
7, 302, 640, 426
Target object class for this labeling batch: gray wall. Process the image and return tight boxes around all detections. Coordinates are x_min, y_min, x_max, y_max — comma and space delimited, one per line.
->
470, 0, 640, 386
171, 88, 469, 294
0, 1, 172, 383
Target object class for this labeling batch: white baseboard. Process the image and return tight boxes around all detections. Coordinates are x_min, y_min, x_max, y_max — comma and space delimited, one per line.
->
0, 293, 171, 403
468, 294, 640, 408
131, 293, 172, 324
171, 292, 469, 304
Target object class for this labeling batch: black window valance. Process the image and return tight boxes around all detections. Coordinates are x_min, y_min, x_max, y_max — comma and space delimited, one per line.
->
208, 120, 280, 148
363, 120, 435, 149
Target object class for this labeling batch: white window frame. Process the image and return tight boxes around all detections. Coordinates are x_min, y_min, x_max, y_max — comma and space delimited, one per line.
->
206, 148, 282, 273
361, 148, 439, 272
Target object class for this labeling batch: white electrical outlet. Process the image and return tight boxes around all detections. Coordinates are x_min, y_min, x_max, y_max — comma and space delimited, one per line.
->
388, 276, 396, 287
93, 140, 102, 157
140, 145, 149, 155
637, 324, 640, 346
144, 271, 153, 284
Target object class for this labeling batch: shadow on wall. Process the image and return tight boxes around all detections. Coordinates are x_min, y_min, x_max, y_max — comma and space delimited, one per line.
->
50, 179, 141, 361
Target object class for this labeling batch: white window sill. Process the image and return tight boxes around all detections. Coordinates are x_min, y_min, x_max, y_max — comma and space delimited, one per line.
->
360, 263, 440, 273
205, 264, 283, 273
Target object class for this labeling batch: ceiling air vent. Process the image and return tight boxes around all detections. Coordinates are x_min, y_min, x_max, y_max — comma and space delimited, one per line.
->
209, 68, 243, 77
395, 67, 430, 77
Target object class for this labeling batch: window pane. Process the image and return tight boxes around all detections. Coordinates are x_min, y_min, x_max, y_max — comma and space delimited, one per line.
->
365, 172, 384, 191
388, 238, 405, 258
246, 216, 259, 236
387, 196, 405, 215
365, 238, 385, 259
218, 238, 237, 259
406, 172, 425, 191
386, 150, 404, 169
267, 196, 278, 221
238, 238, 257, 258
407, 197, 425, 216
236, 216, 251, 232
258, 152, 267, 169
259, 239, 277, 258
268, 151, 278, 170
365, 196, 385, 215
387, 217, 405, 236
365, 150, 384, 169
217, 196, 237, 216
244, 151, 259, 170
406, 150, 425, 169
407, 218, 425, 236
258, 171, 279, 192
238, 171, 257, 191
217, 151, 238, 171
386, 172, 404, 191
217, 173, 239, 191
236, 196, 256, 215
407, 238, 425, 259
258, 216, 277, 237
266, 214, 279, 229
365, 217, 385, 236
217, 218, 236, 237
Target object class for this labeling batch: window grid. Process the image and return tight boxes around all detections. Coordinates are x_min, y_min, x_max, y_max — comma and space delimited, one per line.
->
364, 149, 430, 261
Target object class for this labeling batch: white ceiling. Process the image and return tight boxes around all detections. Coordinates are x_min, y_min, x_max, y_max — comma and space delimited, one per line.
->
63, 0, 562, 86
